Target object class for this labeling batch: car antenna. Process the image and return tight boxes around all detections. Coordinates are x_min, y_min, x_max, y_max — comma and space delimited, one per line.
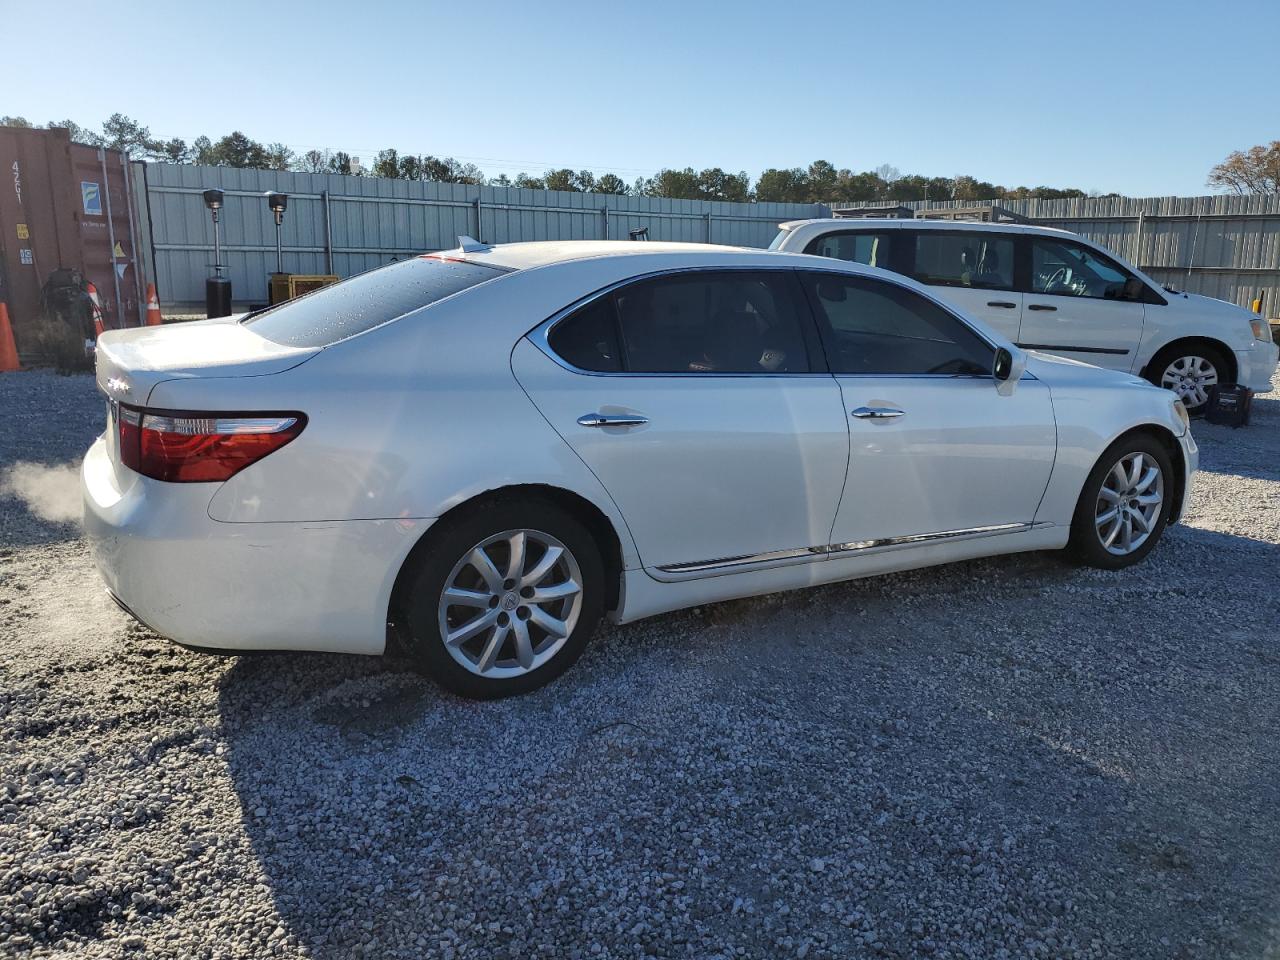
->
457, 235, 487, 252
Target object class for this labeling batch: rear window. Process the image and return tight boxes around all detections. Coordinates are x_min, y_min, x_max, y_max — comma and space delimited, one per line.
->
243, 257, 506, 347
767, 229, 793, 251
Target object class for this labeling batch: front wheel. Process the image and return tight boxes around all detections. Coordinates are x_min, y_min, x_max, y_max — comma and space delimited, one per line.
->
1068, 433, 1173, 570
401, 497, 604, 699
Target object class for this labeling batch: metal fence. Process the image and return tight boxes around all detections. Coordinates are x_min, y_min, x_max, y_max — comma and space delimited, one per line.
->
132, 163, 826, 308
832, 195, 1280, 315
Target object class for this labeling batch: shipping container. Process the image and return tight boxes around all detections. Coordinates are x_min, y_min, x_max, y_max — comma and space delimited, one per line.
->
0, 126, 143, 362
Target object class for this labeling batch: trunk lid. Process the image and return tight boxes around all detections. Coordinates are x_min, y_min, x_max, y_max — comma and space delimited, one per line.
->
95, 317, 318, 406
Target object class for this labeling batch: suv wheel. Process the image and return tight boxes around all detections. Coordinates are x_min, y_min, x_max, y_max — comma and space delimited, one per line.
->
1148, 344, 1228, 413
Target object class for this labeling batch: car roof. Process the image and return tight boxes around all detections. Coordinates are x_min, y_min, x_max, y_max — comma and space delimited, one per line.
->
434, 239, 752, 272
777, 217, 1075, 238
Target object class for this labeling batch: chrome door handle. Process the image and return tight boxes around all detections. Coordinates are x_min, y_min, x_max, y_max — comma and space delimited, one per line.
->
851, 406, 905, 420
577, 413, 649, 428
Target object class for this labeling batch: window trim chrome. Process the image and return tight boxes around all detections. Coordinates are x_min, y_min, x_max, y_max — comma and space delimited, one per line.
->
651, 521, 1046, 581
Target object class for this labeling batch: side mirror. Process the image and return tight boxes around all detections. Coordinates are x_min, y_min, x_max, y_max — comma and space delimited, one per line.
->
993, 347, 1014, 382
993, 346, 1027, 397
1122, 277, 1146, 301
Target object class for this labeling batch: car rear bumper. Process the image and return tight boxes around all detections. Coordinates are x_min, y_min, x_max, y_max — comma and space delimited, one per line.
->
1237, 338, 1279, 393
81, 436, 430, 655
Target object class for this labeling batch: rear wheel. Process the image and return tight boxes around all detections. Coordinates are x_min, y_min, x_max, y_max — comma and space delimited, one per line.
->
1068, 433, 1173, 569
1146, 343, 1229, 413
401, 497, 604, 699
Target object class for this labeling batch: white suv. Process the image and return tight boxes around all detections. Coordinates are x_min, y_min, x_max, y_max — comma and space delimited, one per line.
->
771, 219, 1278, 412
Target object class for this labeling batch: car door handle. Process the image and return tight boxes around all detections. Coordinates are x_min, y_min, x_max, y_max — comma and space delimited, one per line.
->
987, 300, 1017, 309
851, 406, 905, 420
577, 413, 649, 428
1027, 303, 1057, 311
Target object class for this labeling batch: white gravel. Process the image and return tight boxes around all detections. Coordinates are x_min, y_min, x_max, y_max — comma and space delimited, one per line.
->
2, 369, 1279, 959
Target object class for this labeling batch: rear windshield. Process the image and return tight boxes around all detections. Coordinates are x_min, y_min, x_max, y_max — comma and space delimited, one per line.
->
243, 257, 506, 347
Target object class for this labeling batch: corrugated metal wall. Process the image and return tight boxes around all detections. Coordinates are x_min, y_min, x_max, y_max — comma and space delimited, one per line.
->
832, 195, 1280, 315
135, 163, 826, 307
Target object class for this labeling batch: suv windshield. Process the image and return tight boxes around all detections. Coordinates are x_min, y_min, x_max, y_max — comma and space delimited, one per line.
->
244, 256, 507, 347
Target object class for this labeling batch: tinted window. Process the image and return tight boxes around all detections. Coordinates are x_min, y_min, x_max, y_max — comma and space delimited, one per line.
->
802, 273, 993, 376
1031, 238, 1133, 300
614, 272, 810, 374
806, 231, 894, 269
547, 297, 622, 372
912, 232, 1014, 290
244, 256, 505, 347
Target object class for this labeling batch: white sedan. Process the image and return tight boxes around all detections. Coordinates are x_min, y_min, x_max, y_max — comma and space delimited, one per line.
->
83, 240, 1197, 698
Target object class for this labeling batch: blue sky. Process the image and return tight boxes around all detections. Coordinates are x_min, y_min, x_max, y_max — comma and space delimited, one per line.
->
6, 0, 1276, 196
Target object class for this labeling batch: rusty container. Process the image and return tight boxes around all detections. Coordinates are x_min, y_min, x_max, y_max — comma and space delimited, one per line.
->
0, 126, 144, 360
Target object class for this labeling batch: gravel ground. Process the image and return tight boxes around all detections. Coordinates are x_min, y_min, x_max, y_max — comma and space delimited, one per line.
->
2, 369, 1279, 960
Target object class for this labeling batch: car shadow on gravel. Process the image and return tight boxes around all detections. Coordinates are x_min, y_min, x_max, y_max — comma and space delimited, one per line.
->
213, 527, 1280, 960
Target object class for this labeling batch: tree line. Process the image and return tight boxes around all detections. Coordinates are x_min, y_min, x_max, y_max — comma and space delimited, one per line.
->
8, 113, 1273, 202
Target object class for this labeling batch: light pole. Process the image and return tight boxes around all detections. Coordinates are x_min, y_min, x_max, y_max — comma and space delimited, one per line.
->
202, 188, 232, 318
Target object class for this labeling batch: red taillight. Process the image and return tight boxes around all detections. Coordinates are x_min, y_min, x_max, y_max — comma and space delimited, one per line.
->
117, 406, 306, 483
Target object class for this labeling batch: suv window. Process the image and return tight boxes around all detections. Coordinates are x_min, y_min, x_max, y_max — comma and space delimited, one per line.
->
911, 232, 1014, 290
801, 272, 994, 376
612, 271, 811, 374
805, 231, 894, 269
244, 256, 505, 347
547, 296, 622, 372
1031, 237, 1134, 300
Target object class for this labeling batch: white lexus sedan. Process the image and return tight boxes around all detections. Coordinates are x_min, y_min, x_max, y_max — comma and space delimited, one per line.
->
84, 240, 1197, 698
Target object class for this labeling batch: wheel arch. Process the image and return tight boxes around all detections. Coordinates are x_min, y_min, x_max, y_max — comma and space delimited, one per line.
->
1142, 336, 1237, 384
1100, 423, 1188, 526
386, 483, 626, 646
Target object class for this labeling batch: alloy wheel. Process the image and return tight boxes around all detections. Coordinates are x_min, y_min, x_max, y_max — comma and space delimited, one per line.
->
1094, 452, 1164, 556
1160, 355, 1217, 408
437, 529, 584, 679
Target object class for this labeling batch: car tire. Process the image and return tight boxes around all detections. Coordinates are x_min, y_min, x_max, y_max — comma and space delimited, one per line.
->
401, 496, 605, 699
1146, 343, 1229, 414
1068, 432, 1174, 570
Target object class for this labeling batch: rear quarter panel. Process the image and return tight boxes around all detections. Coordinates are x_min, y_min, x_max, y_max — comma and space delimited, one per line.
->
147, 262, 658, 570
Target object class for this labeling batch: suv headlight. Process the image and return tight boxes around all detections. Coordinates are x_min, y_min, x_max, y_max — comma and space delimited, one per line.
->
1172, 398, 1190, 433
1251, 318, 1270, 341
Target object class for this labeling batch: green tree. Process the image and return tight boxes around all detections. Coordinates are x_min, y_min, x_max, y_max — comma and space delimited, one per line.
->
46, 119, 103, 145
101, 113, 153, 159
514, 173, 546, 189
264, 143, 294, 171
372, 148, 401, 179
420, 156, 484, 184
642, 167, 701, 199
147, 137, 191, 164
0, 115, 32, 127
697, 168, 751, 202
543, 168, 579, 191
199, 131, 271, 168
594, 173, 628, 195
329, 151, 356, 175
754, 167, 809, 203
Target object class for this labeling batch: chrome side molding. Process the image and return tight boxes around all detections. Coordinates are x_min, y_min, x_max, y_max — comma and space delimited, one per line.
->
655, 522, 1043, 578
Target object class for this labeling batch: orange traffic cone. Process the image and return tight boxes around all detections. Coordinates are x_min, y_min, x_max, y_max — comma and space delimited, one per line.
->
145, 283, 163, 326
0, 302, 20, 372
87, 281, 106, 338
